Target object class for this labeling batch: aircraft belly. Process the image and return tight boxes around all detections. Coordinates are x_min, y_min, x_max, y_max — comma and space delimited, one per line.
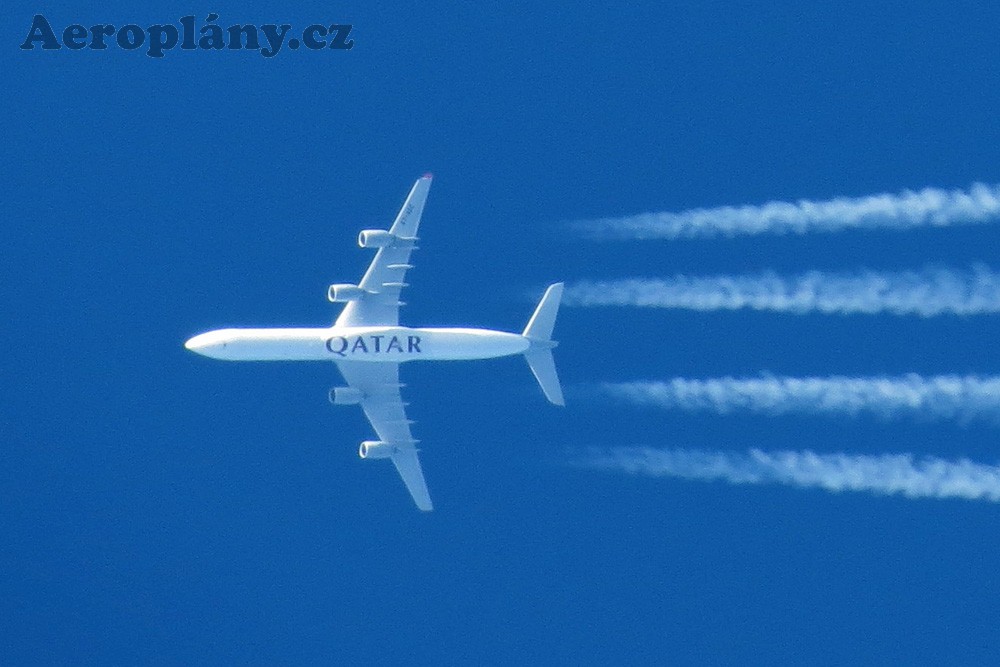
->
226, 330, 333, 360
323, 328, 528, 362
418, 330, 530, 360
188, 327, 529, 362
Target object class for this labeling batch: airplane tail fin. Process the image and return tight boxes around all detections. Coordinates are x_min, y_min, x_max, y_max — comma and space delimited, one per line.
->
522, 283, 565, 406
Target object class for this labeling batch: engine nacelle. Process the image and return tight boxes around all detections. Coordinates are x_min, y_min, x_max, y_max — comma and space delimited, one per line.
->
327, 283, 365, 303
358, 229, 394, 248
329, 387, 362, 405
359, 440, 395, 459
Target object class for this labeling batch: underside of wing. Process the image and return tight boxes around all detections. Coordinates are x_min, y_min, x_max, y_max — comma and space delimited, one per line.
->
335, 175, 433, 328
391, 448, 433, 511
335, 360, 433, 511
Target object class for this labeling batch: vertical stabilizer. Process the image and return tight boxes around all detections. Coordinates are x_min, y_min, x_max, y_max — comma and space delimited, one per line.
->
522, 283, 565, 406
523, 283, 564, 342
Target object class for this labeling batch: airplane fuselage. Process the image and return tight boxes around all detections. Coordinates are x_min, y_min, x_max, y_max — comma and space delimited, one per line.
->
185, 326, 531, 362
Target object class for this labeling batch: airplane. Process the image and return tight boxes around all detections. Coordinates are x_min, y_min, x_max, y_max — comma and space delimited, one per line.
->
184, 174, 564, 511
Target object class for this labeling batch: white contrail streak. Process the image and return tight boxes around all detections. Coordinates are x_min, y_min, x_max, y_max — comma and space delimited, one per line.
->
563, 266, 1000, 316
600, 375, 1000, 424
574, 183, 1000, 239
578, 447, 1000, 502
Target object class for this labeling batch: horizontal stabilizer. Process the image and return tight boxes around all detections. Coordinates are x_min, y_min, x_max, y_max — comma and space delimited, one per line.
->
525, 348, 565, 406
522, 283, 565, 405
523, 283, 564, 342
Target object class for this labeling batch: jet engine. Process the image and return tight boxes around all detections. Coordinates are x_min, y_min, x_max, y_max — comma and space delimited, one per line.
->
329, 387, 362, 405
359, 440, 395, 459
358, 229, 394, 248
327, 283, 365, 303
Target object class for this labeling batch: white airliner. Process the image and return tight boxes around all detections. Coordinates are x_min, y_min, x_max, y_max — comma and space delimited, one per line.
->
185, 174, 564, 510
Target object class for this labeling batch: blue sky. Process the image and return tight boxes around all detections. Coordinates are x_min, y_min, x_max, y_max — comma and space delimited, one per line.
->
5, 2, 1000, 663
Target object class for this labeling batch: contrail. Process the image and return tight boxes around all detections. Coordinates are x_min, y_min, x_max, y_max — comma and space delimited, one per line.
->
578, 447, 1000, 502
599, 375, 1000, 424
563, 266, 1000, 316
573, 183, 1000, 239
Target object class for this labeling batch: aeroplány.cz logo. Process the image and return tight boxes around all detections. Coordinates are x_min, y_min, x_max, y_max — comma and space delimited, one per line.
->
20, 14, 354, 58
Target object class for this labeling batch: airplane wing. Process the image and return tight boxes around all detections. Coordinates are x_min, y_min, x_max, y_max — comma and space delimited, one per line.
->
335, 174, 432, 327
335, 361, 433, 511
332, 175, 434, 510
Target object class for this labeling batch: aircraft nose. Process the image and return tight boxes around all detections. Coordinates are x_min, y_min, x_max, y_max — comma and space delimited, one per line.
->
185, 333, 209, 353
185, 331, 231, 358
